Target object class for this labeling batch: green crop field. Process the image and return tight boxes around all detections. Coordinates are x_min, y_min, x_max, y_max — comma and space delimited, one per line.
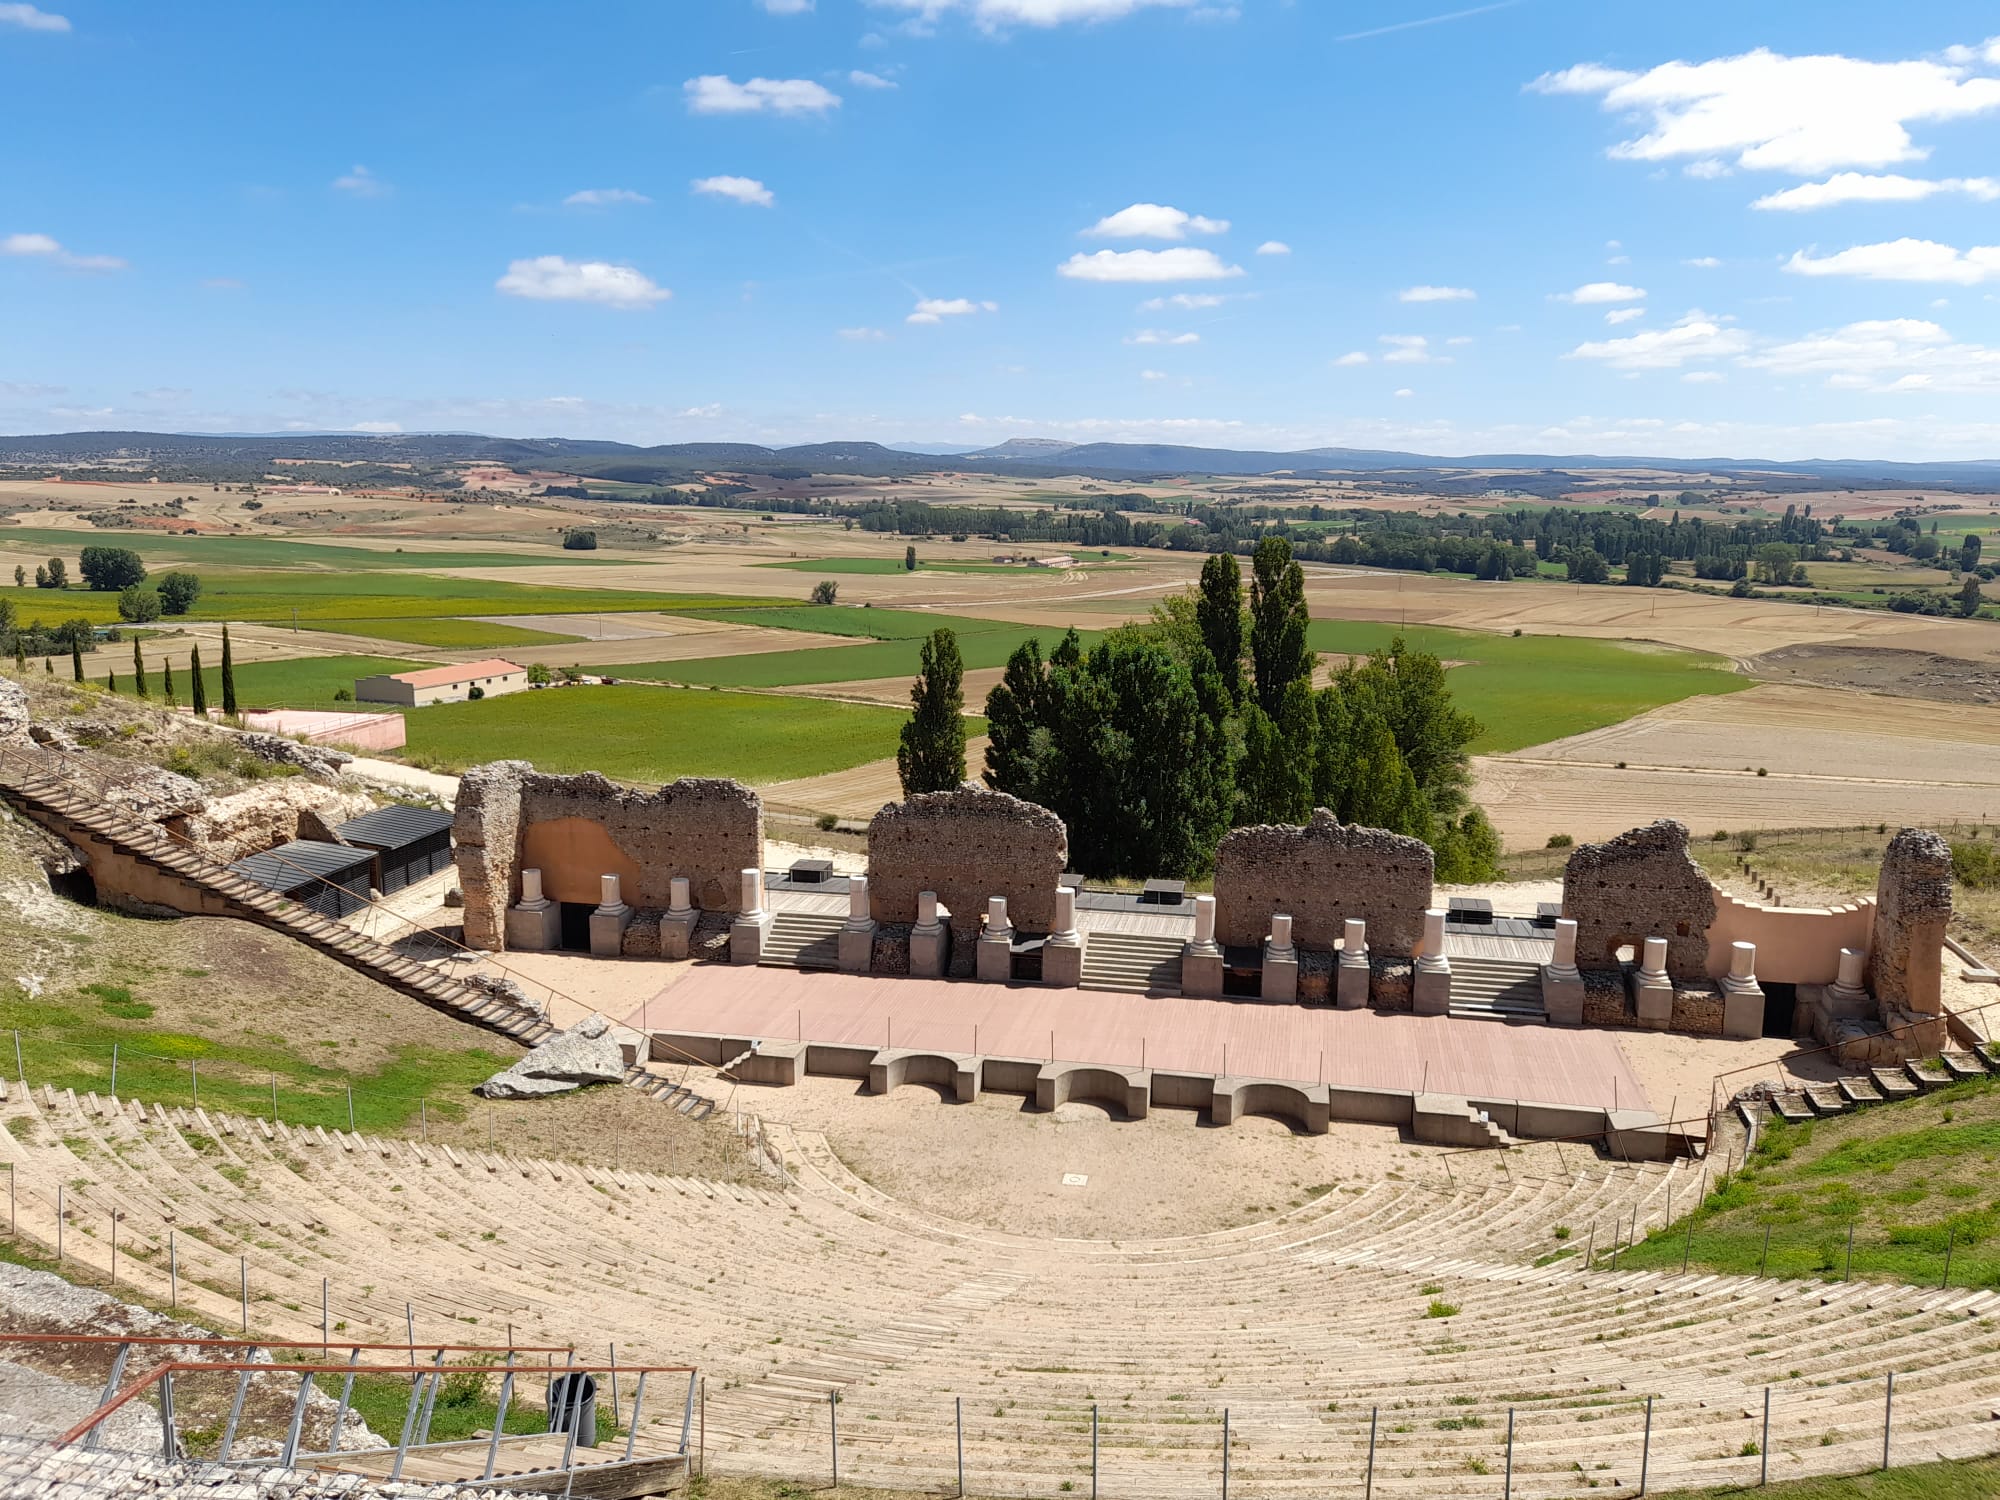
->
392, 684, 912, 783
306, 616, 581, 649
760, 557, 921, 575
90, 653, 426, 710
0, 526, 606, 571
1305, 619, 1748, 753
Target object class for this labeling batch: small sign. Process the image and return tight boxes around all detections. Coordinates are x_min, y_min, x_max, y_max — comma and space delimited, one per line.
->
1061, 1173, 1088, 1187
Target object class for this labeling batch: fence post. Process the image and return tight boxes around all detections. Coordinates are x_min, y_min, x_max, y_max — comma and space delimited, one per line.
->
957, 1396, 966, 1499
239, 1256, 248, 1335
169, 1229, 177, 1309
1639, 1395, 1653, 1496
829, 1390, 839, 1489
158, 1370, 176, 1460
191, 1060, 198, 1106
56, 1183, 63, 1263
1759, 1222, 1771, 1278
347, 1084, 355, 1132
1221, 1407, 1230, 1500
110, 1041, 118, 1097
1365, 1405, 1378, 1500
13, 1029, 22, 1082
1092, 1402, 1099, 1499
1882, 1370, 1894, 1471
1682, 1211, 1694, 1275
1504, 1407, 1515, 1500
1584, 1221, 1595, 1271
1941, 1225, 1955, 1288
1845, 1222, 1855, 1282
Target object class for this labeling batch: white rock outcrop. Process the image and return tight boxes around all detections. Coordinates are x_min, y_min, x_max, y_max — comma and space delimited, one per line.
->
476, 1014, 625, 1098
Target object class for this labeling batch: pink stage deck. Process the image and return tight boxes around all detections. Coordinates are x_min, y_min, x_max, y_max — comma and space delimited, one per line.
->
623, 969, 1649, 1112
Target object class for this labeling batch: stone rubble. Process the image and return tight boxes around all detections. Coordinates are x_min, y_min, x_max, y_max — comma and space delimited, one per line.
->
475, 1014, 625, 1098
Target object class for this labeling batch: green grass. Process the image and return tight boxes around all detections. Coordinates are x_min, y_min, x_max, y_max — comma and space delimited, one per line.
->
312, 1369, 618, 1454
0, 527, 609, 571
307, 617, 581, 649
1644, 1457, 2000, 1499
396, 684, 914, 783
1618, 1076, 2000, 1289
93, 654, 427, 711
1305, 619, 1748, 753
759, 558, 923, 575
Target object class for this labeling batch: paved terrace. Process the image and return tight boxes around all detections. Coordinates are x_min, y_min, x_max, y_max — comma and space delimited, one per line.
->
620, 968, 1648, 1110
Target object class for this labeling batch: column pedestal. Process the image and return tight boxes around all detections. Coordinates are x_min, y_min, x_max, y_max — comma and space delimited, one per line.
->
840, 874, 876, 973
1262, 913, 1298, 1004
506, 868, 561, 951
1631, 935, 1673, 1030
1336, 918, 1369, 1009
730, 867, 770, 967
976, 896, 1015, 983
1043, 885, 1082, 988
588, 873, 633, 957
1412, 907, 1451, 1016
911, 892, 949, 979
1183, 893, 1224, 999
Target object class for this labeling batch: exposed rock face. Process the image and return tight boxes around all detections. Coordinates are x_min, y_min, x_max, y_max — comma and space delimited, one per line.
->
867, 787, 1067, 938
476, 1014, 625, 1098
0, 677, 27, 745
1868, 827, 1953, 1017
1212, 811, 1432, 954
236, 732, 353, 783
463, 972, 545, 1017
452, 761, 762, 951
1562, 819, 1716, 980
99, 766, 205, 823
173, 780, 376, 857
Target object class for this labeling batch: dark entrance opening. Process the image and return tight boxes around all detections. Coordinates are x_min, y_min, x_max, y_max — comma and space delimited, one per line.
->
559, 901, 594, 952
1761, 981, 1797, 1039
46, 866, 96, 906
1222, 945, 1262, 998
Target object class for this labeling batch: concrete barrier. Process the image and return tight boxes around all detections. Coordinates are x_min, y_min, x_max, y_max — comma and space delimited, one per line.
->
868, 1049, 979, 1103
1210, 1079, 1330, 1135
1035, 1064, 1150, 1118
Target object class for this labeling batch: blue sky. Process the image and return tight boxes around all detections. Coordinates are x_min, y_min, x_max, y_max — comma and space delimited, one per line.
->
5, 1, 2000, 459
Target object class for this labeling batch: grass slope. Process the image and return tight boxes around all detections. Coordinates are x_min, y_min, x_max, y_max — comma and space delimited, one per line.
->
1305, 620, 1749, 753
1620, 1074, 2000, 1289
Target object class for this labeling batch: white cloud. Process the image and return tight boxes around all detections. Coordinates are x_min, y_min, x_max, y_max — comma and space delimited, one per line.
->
907, 296, 998, 324
332, 164, 388, 197
564, 188, 652, 207
1682, 371, 1725, 384
870, 0, 1199, 30
0, 4, 68, 31
1556, 280, 1647, 304
1057, 248, 1244, 282
1398, 284, 1475, 302
1445, 335, 1475, 346
1752, 172, 2000, 211
848, 69, 897, 88
692, 175, 775, 207
838, 326, 888, 341
1565, 311, 1747, 369
1333, 351, 1370, 366
1139, 292, 1225, 310
1393, 388, 1415, 398
1604, 307, 1646, 325
684, 75, 841, 115
1126, 328, 1199, 345
0, 231, 125, 271
495, 256, 671, 309
758, 0, 814, 11
1530, 44, 2000, 176
1380, 334, 1447, 364
1683, 255, 1722, 267
1742, 317, 2000, 392
1140, 369, 1168, 381
1784, 238, 2000, 285
1082, 203, 1229, 239
1255, 240, 1291, 256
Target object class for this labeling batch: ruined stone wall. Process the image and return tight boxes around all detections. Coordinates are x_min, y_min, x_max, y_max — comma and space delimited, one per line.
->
1867, 827, 1952, 1017
1212, 812, 1432, 954
1562, 819, 1715, 980
452, 762, 762, 951
867, 788, 1067, 936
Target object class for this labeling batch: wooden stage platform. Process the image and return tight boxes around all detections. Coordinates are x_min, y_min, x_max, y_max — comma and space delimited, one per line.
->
624, 969, 1649, 1111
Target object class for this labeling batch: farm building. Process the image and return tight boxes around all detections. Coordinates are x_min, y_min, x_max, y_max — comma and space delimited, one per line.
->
335, 804, 455, 894
227, 840, 376, 919
354, 658, 528, 707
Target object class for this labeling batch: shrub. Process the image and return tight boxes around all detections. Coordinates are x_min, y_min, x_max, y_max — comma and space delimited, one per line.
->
157, 571, 202, 615
332, 687, 353, 702
815, 812, 838, 832
1712, 829, 1729, 841
1735, 831, 1758, 852
1951, 841, 2000, 889
526, 663, 553, 685
1756, 766, 1769, 777
1545, 833, 1573, 849
467, 685, 485, 701
116, 586, 162, 623
1424, 1300, 1460, 1319
810, 580, 839, 606
561, 528, 598, 550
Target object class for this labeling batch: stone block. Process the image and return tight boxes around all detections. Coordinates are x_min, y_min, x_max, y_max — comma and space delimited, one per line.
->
729, 910, 772, 966
1182, 947, 1225, 999
1042, 939, 1082, 988
1336, 961, 1370, 1009
1541, 968, 1585, 1026
588, 906, 632, 958
1412, 964, 1451, 1016
838, 924, 876, 973
1631, 973, 1674, 1030
736, 1040, 805, 1087
911, 924, 950, 978
505, 903, 561, 952
1212, 811, 1433, 954
1722, 982, 1765, 1040
976, 933, 1015, 983
659, 909, 700, 960
1261, 951, 1299, 1003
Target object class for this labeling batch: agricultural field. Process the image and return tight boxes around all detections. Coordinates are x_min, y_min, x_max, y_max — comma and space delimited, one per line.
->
0, 525, 605, 572
85, 652, 427, 709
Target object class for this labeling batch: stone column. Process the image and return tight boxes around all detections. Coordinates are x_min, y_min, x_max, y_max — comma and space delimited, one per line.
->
588, 873, 634, 957
1413, 907, 1452, 1015
505, 866, 561, 951
1721, 939, 1765, 1040
1262, 912, 1299, 1004
1044, 884, 1084, 989
1632, 935, 1673, 1030
1336, 917, 1370, 1010
976, 895, 1015, 982
1541, 916, 1583, 1027
911, 888, 950, 978
838, 873, 876, 973
1183, 893, 1224, 999
730, 866, 773, 966
660, 875, 701, 960
1827, 945, 1868, 1004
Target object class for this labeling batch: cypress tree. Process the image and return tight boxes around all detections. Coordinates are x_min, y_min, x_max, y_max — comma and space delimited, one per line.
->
71, 639, 83, 682
896, 627, 967, 795
190, 643, 207, 716
132, 636, 148, 698
220, 624, 238, 715
107, 669, 117, 693
162, 656, 176, 706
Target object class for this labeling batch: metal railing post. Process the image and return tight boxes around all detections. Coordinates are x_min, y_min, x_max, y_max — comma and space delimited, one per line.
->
321, 1277, 329, 1353
416, 1350, 444, 1446
218, 1370, 252, 1462
1759, 1222, 1772, 1278
679, 1369, 697, 1457
484, 1352, 518, 1479
158, 1370, 176, 1460
168, 1231, 177, 1309
1760, 1386, 1770, 1485
1845, 1222, 1855, 1281
1365, 1405, 1378, 1500
958, 1397, 967, 1498
82, 1342, 130, 1451
1221, 1406, 1230, 1500
390, 1352, 436, 1480
1639, 1395, 1653, 1496
829, 1390, 840, 1488
1091, 1401, 1099, 1500
239, 1257, 248, 1334
623, 1371, 648, 1462
56, 1184, 63, 1263
330, 1346, 361, 1455
1942, 1226, 1956, 1288
1504, 1407, 1515, 1500
1882, 1370, 1894, 1471
281, 1370, 314, 1467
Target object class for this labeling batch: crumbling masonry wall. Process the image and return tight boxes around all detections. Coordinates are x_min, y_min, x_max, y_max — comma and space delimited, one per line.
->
453, 761, 762, 950
1867, 827, 1952, 1017
1562, 819, 1715, 980
868, 787, 1066, 938
1212, 812, 1433, 954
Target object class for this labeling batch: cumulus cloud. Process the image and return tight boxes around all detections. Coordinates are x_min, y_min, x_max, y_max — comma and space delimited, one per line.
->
495, 256, 672, 308
907, 296, 998, 324
1140, 292, 1226, 310
1332, 351, 1370, 366
1784, 238, 2000, 285
1741, 317, 2000, 392
1255, 240, 1291, 255
1083, 203, 1229, 239
1380, 334, 1447, 364
1565, 311, 1747, 369
1530, 43, 2000, 176
870, 0, 1199, 30
1605, 307, 1645, 325
684, 75, 840, 115
838, 326, 889, 340
758, 0, 814, 11
332, 165, 388, 197
1556, 280, 1646, 304
1398, 284, 1475, 302
1394, 388, 1415, 398
564, 188, 652, 207
0, 4, 69, 30
848, 70, 897, 89
692, 175, 775, 207
1753, 172, 2000, 211
0, 231, 125, 271
1057, 248, 1244, 282
1126, 329, 1200, 345
1684, 256, 1722, 267
1682, 371, 1725, 384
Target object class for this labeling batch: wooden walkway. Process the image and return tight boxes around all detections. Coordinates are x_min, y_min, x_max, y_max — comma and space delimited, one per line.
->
629, 969, 1647, 1110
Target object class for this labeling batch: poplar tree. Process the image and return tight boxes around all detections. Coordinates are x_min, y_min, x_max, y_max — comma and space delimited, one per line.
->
896, 627, 966, 795
1249, 536, 1314, 717
1195, 552, 1245, 707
